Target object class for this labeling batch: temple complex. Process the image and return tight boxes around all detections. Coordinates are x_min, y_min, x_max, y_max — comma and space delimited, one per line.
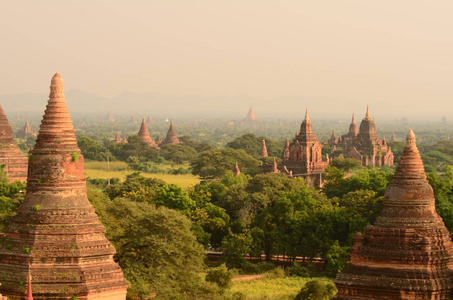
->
0, 105, 28, 182
160, 122, 181, 146
332, 107, 394, 167
277, 110, 328, 187
0, 74, 128, 299
334, 130, 453, 299
130, 115, 137, 124
16, 120, 37, 138
260, 140, 268, 157
138, 118, 158, 148
246, 106, 257, 121
147, 116, 154, 125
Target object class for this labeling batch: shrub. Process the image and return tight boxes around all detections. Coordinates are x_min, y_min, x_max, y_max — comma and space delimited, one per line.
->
205, 263, 236, 291
263, 267, 285, 279
32, 205, 41, 212
71, 152, 79, 162
295, 280, 338, 300
240, 261, 276, 274
286, 263, 314, 277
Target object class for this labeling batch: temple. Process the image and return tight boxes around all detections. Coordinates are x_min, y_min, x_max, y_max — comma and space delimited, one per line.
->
277, 109, 328, 187
16, 120, 37, 138
0, 105, 28, 182
334, 130, 453, 299
246, 106, 257, 121
333, 106, 394, 167
106, 112, 114, 122
0, 74, 128, 299
114, 132, 122, 143
160, 122, 181, 146
138, 118, 158, 148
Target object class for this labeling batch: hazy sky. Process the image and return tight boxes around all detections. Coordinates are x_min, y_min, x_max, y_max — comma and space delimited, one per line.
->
2, 1, 453, 119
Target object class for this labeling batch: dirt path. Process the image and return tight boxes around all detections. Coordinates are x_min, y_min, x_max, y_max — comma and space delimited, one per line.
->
232, 274, 264, 282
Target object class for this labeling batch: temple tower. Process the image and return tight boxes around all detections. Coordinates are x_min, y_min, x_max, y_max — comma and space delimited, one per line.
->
138, 118, 158, 148
233, 162, 241, 176
334, 130, 453, 299
246, 106, 257, 121
16, 120, 37, 138
0, 74, 128, 299
0, 105, 28, 182
260, 140, 268, 157
160, 122, 181, 146
276, 109, 328, 187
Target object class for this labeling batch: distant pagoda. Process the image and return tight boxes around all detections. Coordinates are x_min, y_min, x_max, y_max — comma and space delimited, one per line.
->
246, 106, 257, 121
16, 120, 37, 138
138, 118, 158, 148
160, 121, 181, 146
0, 105, 28, 182
106, 112, 114, 122
0, 74, 128, 299
334, 130, 453, 299
260, 140, 268, 157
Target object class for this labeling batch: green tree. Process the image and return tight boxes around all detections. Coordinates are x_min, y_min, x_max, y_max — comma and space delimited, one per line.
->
96, 197, 220, 299
191, 148, 260, 179
295, 280, 338, 300
108, 135, 160, 163
155, 184, 195, 213
105, 175, 166, 202
160, 144, 197, 164
77, 136, 111, 161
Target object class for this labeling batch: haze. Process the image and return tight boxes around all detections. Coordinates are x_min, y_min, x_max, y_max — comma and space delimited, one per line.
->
1, 1, 453, 119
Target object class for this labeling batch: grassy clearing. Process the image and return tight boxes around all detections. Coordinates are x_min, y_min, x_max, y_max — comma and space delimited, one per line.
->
84, 161, 200, 189
224, 276, 333, 300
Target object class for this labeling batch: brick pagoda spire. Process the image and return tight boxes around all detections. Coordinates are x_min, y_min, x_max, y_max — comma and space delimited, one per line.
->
0, 105, 28, 182
334, 130, 453, 299
0, 74, 128, 299
161, 121, 181, 146
138, 118, 158, 148
233, 162, 240, 176
260, 140, 268, 157
16, 120, 37, 138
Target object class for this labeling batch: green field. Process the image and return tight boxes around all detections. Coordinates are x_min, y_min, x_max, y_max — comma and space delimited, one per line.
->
84, 161, 201, 189
225, 276, 333, 300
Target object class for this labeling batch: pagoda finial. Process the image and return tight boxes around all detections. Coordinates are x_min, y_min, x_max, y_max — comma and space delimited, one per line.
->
271, 157, 279, 173
352, 113, 356, 124
365, 105, 371, 119
305, 109, 310, 122
25, 263, 33, 300
33, 73, 79, 154
233, 162, 241, 176
392, 129, 425, 180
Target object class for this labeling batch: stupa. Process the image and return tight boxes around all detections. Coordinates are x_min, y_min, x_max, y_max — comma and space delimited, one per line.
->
260, 140, 268, 157
246, 106, 257, 121
334, 130, 453, 299
138, 118, 158, 148
160, 122, 181, 146
0, 105, 28, 182
0, 74, 128, 299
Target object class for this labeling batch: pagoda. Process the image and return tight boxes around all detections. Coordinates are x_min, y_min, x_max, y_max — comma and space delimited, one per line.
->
0, 105, 28, 182
106, 112, 114, 122
160, 122, 181, 146
0, 74, 128, 299
334, 130, 453, 299
138, 118, 158, 148
16, 120, 37, 138
246, 106, 257, 121
260, 140, 268, 157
